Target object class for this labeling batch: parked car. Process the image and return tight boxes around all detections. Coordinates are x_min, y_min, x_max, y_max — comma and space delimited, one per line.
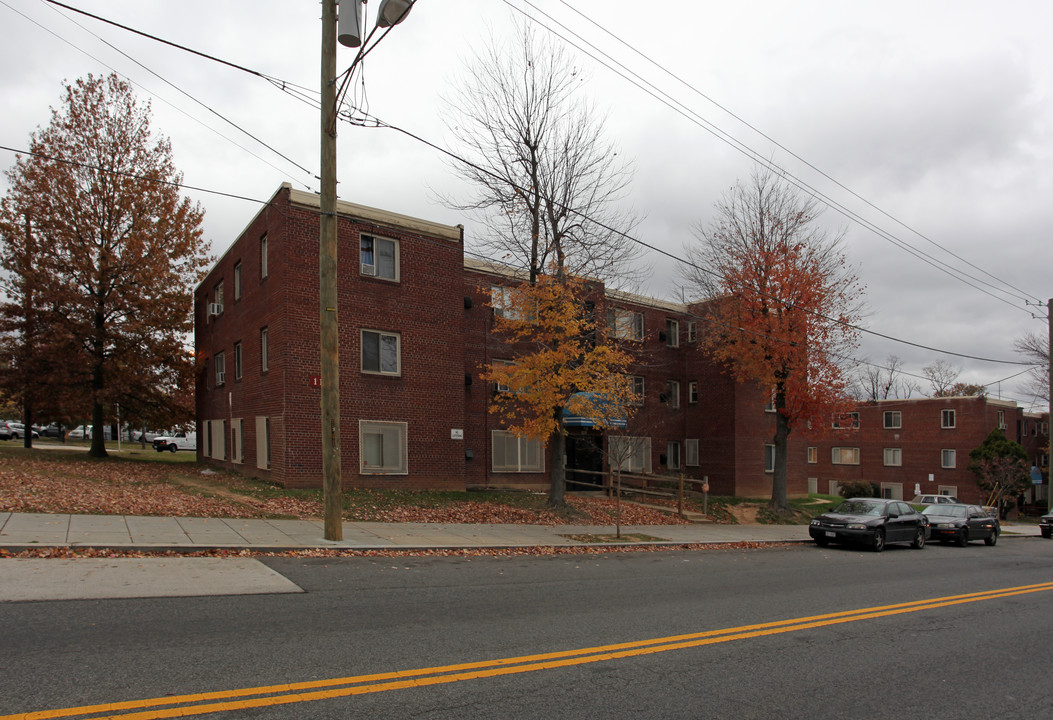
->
38, 423, 66, 438
66, 425, 92, 440
1, 422, 39, 440
922, 503, 999, 546
810, 498, 928, 552
911, 494, 959, 505
1039, 511, 1052, 539
153, 431, 197, 453
131, 429, 160, 443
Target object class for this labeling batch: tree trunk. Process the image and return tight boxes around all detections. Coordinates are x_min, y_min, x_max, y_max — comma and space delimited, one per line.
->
770, 389, 791, 512
89, 400, 107, 458
548, 412, 567, 507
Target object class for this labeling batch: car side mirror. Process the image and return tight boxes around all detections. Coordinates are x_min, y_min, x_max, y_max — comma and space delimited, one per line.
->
888, 510, 899, 518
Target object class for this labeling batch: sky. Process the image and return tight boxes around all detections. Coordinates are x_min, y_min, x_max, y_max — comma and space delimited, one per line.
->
1, 0, 1050, 409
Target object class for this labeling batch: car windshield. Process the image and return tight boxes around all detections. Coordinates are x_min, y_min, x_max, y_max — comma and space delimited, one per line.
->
834, 501, 884, 516
923, 505, 966, 518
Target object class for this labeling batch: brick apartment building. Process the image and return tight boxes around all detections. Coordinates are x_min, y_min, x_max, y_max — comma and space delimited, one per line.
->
195, 184, 1050, 502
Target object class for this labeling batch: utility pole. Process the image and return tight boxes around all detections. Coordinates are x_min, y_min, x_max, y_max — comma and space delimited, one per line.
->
320, 0, 342, 541
1048, 298, 1052, 511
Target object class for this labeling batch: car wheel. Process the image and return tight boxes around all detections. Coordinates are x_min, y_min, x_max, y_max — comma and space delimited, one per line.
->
872, 529, 885, 552
911, 527, 926, 549
11, 432, 19, 440
957, 527, 969, 547
1042, 529, 1052, 539
168, 444, 177, 453
984, 530, 998, 546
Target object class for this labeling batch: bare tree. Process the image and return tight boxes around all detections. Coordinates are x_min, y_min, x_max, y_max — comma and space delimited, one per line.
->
1014, 331, 1050, 405
440, 21, 644, 286
922, 359, 961, 397
681, 166, 864, 512
854, 355, 919, 400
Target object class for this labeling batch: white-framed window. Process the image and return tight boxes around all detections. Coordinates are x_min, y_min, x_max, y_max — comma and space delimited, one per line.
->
360, 420, 408, 474
666, 441, 681, 469
941, 448, 956, 469
361, 330, 401, 375
666, 319, 679, 347
490, 285, 519, 320
687, 321, 697, 343
608, 436, 651, 473
260, 233, 268, 279
941, 409, 956, 429
764, 444, 776, 473
883, 447, 902, 467
688, 381, 699, 404
234, 342, 243, 381
215, 351, 226, 386
260, 327, 269, 372
255, 416, 270, 470
630, 375, 645, 405
938, 485, 958, 497
608, 308, 644, 341
883, 411, 901, 429
764, 386, 776, 412
491, 430, 544, 473
231, 418, 243, 465
685, 439, 699, 467
214, 281, 224, 314
360, 234, 399, 280
832, 447, 860, 465
997, 410, 1006, 430
880, 483, 903, 501
492, 359, 520, 393
666, 380, 680, 408
233, 261, 241, 301
807, 447, 818, 464
832, 412, 860, 429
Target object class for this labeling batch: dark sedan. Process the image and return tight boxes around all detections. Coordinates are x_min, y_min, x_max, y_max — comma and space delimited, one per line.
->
810, 498, 928, 552
922, 503, 999, 546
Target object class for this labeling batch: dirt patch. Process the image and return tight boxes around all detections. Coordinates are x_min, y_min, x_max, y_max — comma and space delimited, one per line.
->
727, 504, 761, 524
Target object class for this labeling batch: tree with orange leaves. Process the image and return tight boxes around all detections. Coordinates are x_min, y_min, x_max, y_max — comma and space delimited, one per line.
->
483, 273, 637, 507
682, 167, 864, 511
0, 74, 209, 457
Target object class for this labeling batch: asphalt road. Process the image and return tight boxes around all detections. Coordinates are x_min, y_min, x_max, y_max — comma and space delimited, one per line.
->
3, 539, 1053, 719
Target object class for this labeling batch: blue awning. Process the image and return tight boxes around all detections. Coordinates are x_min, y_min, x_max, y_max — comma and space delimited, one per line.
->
562, 392, 627, 429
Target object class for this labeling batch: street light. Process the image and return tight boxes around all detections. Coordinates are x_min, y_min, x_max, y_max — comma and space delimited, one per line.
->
320, 1, 414, 541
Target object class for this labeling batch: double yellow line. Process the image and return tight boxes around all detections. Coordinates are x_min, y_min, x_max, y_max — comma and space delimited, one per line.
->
7, 581, 1053, 720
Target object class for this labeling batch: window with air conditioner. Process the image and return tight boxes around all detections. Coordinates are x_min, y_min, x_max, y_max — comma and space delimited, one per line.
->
215, 351, 225, 386
360, 235, 398, 280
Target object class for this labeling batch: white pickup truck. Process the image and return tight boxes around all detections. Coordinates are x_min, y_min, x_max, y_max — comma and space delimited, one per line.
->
152, 431, 197, 453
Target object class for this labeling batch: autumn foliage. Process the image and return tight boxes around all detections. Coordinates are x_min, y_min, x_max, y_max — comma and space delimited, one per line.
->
0, 74, 210, 455
482, 273, 637, 505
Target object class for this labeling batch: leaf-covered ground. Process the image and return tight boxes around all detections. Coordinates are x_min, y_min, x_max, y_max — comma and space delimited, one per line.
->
0, 452, 687, 526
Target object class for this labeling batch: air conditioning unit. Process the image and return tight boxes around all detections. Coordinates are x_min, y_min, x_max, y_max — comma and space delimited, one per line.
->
216, 371, 226, 385
361, 263, 376, 276
208, 303, 223, 316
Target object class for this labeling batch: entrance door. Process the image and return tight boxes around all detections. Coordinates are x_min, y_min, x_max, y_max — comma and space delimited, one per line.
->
565, 434, 604, 491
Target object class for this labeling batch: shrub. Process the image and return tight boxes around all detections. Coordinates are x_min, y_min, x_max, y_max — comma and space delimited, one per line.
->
838, 480, 874, 498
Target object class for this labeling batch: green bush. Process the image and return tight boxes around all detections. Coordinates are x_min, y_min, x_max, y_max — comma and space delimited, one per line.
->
838, 480, 875, 498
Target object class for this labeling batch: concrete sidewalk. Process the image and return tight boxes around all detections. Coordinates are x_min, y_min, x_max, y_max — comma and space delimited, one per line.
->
0, 511, 1042, 553
0, 511, 819, 552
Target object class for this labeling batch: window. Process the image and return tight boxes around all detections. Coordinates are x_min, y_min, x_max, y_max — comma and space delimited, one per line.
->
608, 436, 651, 473
666, 441, 681, 469
256, 416, 270, 470
883, 448, 902, 467
214, 281, 224, 313
685, 439, 699, 467
630, 375, 645, 405
493, 359, 516, 393
883, 411, 901, 429
997, 410, 1006, 430
688, 381, 699, 404
260, 234, 268, 279
764, 444, 776, 473
361, 330, 400, 375
490, 286, 522, 321
666, 380, 680, 408
233, 342, 243, 380
492, 430, 544, 473
687, 321, 697, 343
215, 351, 226, 386
941, 449, 956, 469
941, 409, 956, 429
233, 262, 242, 301
360, 420, 408, 474
764, 387, 776, 412
832, 447, 860, 465
608, 308, 643, 341
231, 418, 243, 464
360, 234, 399, 280
666, 319, 679, 347
807, 447, 818, 464
832, 412, 859, 429
260, 327, 269, 372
